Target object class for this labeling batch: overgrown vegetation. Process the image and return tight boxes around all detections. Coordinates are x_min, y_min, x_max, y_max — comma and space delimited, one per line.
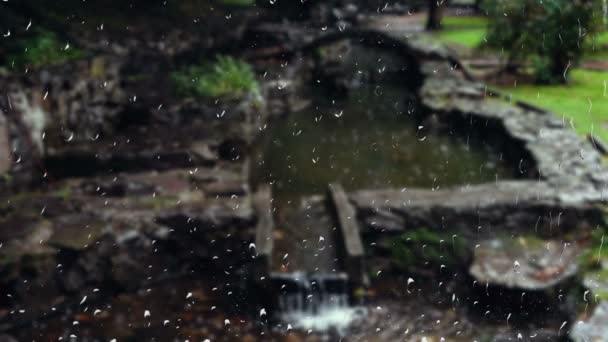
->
390, 227, 469, 271
483, 0, 602, 83
5, 30, 84, 69
580, 226, 608, 269
578, 225, 608, 300
171, 56, 260, 100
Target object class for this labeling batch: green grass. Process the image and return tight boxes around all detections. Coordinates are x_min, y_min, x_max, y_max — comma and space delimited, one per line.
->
498, 69, 608, 141
390, 227, 468, 270
586, 31, 608, 59
436, 15, 608, 56
171, 55, 260, 100
585, 49, 608, 60
442, 16, 488, 29
592, 31, 608, 46
434, 28, 487, 48
432, 16, 488, 48
580, 226, 608, 269
6, 30, 84, 69
579, 226, 608, 300
432, 15, 608, 141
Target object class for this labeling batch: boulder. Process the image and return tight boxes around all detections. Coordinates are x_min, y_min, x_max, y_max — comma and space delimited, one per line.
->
570, 302, 608, 342
0, 113, 10, 174
582, 262, 608, 303
470, 237, 580, 290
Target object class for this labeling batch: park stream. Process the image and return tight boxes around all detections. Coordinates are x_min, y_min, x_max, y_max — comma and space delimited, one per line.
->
1, 8, 608, 340
249, 47, 518, 336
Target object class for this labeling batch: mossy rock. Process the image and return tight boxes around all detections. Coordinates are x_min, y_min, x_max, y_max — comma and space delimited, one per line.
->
583, 267, 608, 301
0, 220, 56, 267
470, 236, 580, 290
47, 215, 107, 250
390, 227, 470, 271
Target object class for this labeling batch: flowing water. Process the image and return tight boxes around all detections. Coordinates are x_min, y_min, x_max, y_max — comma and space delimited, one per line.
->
271, 272, 365, 334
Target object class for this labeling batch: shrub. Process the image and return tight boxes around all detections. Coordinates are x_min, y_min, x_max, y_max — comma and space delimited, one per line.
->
579, 225, 608, 269
7, 30, 84, 69
483, 0, 602, 83
171, 56, 260, 100
390, 227, 468, 271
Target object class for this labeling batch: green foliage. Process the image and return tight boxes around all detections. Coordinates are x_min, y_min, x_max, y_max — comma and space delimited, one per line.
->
530, 55, 559, 84
171, 56, 260, 100
7, 30, 84, 69
434, 28, 487, 48
578, 226, 608, 300
55, 185, 73, 201
390, 227, 468, 271
483, 0, 602, 83
442, 16, 488, 30
430, 16, 488, 48
580, 226, 608, 269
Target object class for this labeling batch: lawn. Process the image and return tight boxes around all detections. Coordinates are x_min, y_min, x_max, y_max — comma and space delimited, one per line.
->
436, 15, 608, 54
433, 16, 608, 141
433, 16, 487, 48
434, 28, 486, 48
441, 16, 487, 29
498, 69, 608, 141
586, 31, 608, 60
592, 31, 608, 46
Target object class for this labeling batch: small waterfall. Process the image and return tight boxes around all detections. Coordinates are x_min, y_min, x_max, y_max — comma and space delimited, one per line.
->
271, 272, 363, 333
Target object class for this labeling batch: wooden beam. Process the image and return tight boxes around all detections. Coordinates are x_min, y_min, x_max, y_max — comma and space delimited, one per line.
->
253, 185, 274, 282
328, 183, 366, 288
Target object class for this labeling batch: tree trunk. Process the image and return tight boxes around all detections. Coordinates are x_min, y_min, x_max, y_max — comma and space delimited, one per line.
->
426, 0, 444, 31
473, 0, 483, 14
551, 54, 571, 84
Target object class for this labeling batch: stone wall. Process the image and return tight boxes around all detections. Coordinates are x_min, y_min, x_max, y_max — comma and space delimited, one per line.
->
292, 29, 608, 233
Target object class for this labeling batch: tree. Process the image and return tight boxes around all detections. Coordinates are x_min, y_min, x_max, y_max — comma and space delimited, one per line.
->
484, 0, 602, 84
426, 0, 445, 31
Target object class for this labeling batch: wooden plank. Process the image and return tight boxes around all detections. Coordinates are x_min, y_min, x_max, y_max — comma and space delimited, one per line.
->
253, 185, 274, 281
328, 183, 366, 288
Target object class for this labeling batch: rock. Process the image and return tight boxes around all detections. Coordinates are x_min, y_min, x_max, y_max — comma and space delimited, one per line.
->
47, 214, 106, 250
0, 219, 56, 260
588, 134, 608, 155
469, 237, 579, 290
218, 138, 248, 161
9, 90, 46, 157
583, 265, 608, 302
110, 238, 154, 291
465, 238, 580, 325
81, 178, 156, 197
570, 302, 608, 342
0, 113, 10, 174
351, 181, 603, 237
0, 334, 18, 342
